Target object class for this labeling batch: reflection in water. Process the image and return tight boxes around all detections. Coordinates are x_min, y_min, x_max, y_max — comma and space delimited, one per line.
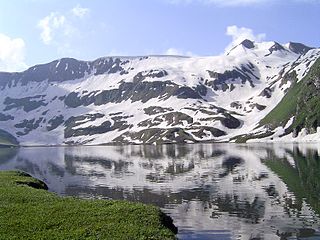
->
0, 144, 320, 240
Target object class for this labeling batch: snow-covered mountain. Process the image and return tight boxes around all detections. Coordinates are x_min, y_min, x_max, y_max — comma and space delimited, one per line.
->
0, 40, 319, 146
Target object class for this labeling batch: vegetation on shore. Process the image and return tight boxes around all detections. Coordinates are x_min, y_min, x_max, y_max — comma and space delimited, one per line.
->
0, 171, 177, 240
260, 58, 320, 135
234, 57, 320, 142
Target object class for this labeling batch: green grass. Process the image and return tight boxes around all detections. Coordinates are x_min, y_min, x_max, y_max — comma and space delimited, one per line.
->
259, 80, 302, 127
230, 58, 320, 142
0, 171, 177, 240
260, 58, 320, 132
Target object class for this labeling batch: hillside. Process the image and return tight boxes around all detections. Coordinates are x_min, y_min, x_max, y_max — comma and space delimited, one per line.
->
0, 40, 319, 145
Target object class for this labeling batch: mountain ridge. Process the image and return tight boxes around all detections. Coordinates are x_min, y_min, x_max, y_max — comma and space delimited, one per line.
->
0, 40, 319, 146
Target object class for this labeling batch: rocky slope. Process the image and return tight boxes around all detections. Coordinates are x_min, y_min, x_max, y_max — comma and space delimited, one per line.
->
0, 40, 319, 146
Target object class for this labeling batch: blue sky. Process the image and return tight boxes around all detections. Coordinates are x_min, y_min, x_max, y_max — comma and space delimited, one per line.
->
0, 0, 319, 71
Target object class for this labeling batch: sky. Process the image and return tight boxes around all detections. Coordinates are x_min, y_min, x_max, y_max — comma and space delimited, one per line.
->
0, 0, 319, 72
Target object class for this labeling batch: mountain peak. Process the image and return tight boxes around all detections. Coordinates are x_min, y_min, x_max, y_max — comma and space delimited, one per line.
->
226, 39, 255, 56
288, 42, 314, 55
240, 39, 255, 49
269, 42, 286, 52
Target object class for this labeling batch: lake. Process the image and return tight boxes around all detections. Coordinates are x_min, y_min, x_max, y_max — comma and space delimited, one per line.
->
0, 143, 320, 240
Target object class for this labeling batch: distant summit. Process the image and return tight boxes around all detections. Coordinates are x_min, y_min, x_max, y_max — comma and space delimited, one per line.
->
288, 42, 314, 55
268, 42, 286, 52
240, 39, 255, 49
227, 40, 314, 57
226, 39, 256, 56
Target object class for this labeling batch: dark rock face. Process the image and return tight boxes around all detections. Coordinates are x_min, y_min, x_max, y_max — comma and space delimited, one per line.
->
93, 57, 125, 75
138, 112, 193, 128
191, 126, 226, 138
289, 42, 314, 55
47, 115, 64, 131
207, 69, 248, 84
183, 105, 221, 116
64, 81, 203, 108
114, 124, 228, 144
66, 120, 113, 138
133, 69, 168, 82
15, 118, 43, 136
230, 102, 242, 109
113, 128, 196, 144
0, 113, 14, 121
194, 84, 207, 96
144, 106, 174, 115
4, 95, 47, 112
259, 88, 272, 98
292, 125, 302, 138
221, 114, 241, 129
249, 103, 266, 111
240, 39, 255, 49
265, 42, 286, 56
206, 64, 258, 91
0, 58, 89, 89
64, 114, 105, 138
227, 39, 255, 55
174, 86, 203, 99
0, 57, 128, 89
64, 113, 132, 139
280, 71, 298, 87
110, 115, 133, 132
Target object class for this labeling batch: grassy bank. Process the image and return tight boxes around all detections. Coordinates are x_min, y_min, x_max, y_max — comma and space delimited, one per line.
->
0, 171, 177, 239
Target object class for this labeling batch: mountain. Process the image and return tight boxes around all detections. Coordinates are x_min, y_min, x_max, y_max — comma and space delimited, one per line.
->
0, 40, 319, 146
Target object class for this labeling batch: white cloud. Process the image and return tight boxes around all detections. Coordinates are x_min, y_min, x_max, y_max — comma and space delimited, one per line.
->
37, 12, 66, 45
37, 5, 90, 46
164, 48, 194, 56
71, 5, 90, 18
224, 25, 266, 53
0, 33, 28, 72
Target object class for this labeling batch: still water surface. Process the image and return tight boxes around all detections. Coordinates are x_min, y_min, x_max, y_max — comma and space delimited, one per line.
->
0, 143, 320, 240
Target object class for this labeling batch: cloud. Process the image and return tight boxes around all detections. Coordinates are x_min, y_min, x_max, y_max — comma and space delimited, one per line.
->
164, 48, 194, 56
37, 5, 90, 46
71, 5, 90, 18
224, 25, 266, 53
37, 12, 66, 45
0, 33, 28, 72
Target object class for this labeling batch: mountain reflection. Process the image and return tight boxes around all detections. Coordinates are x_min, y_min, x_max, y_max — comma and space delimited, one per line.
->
0, 143, 320, 240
